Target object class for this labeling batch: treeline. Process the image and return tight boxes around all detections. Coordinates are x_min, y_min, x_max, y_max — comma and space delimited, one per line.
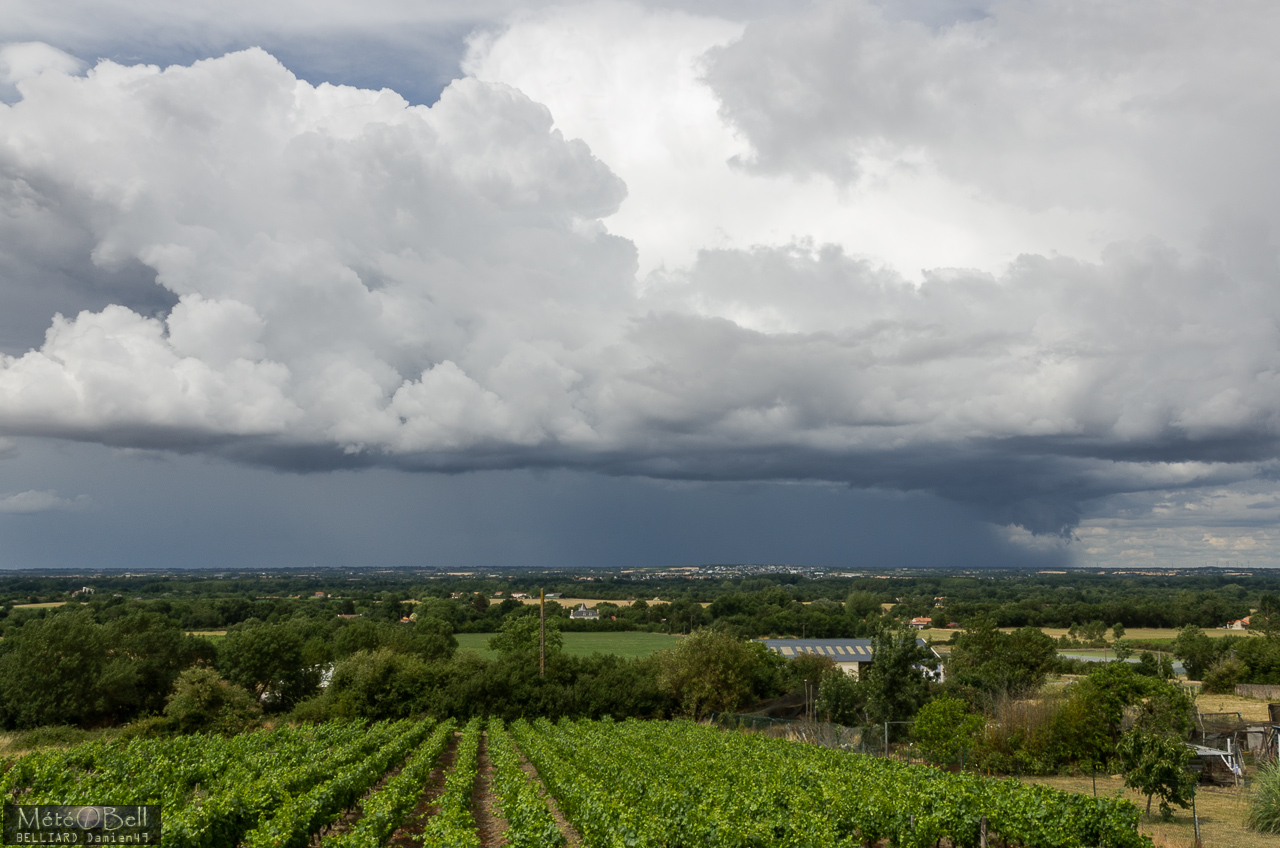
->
2, 568, 1277, 633
0, 602, 810, 733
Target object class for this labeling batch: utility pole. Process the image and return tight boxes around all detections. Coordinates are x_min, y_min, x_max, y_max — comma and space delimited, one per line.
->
539, 588, 546, 677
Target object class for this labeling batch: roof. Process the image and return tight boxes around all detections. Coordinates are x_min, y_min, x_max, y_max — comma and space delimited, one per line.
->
760, 638, 934, 660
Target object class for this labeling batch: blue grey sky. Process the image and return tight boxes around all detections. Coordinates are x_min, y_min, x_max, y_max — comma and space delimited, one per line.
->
0, 1, 1278, 569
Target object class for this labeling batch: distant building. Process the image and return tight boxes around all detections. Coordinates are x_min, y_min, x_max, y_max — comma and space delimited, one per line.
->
759, 637, 943, 681
909, 617, 933, 629
570, 603, 600, 620
1228, 616, 1252, 630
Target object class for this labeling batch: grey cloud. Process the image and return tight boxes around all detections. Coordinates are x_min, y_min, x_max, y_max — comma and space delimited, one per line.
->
0, 489, 87, 513
1, 39, 1279, 538
703, 0, 1280, 240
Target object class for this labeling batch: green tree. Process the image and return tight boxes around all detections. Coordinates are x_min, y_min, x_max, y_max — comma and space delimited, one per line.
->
947, 619, 1056, 697
1112, 622, 1126, 640
844, 591, 882, 620
913, 696, 985, 766
656, 629, 761, 719
816, 671, 865, 726
1117, 729, 1195, 819
0, 607, 112, 729
217, 622, 319, 710
164, 667, 262, 734
1171, 625, 1230, 681
488, 614, 562, 659
862, 625, 933, 732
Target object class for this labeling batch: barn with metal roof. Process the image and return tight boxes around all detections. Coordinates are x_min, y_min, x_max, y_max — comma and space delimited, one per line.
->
759, 637, 941, 680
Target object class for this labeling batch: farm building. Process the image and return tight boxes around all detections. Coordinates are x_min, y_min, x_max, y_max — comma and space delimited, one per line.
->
759, 637, 943, 681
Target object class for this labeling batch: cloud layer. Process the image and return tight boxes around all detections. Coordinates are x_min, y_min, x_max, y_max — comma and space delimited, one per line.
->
2, 1, 1280, 537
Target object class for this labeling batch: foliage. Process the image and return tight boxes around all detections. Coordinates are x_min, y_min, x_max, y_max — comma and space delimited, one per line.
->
1202, 657, 1249, 694
913, 697, 984, 766
946, 619, 1057, 697
217, 621, 321, 710
488, 614, 563, 658
1170, 625, 1230, 681
327, 719, 470, 848
656, 628, 768, 719
1246, 760, 1280, 833
412, 718, 483, 848
488, 719, 565, 847
510, 717, 1155, 848
817, 669, 865, 725
0, 606, 207, 729
1117, 730, 1195, 820
164, 666, 262, 734
862, 625, 934, 731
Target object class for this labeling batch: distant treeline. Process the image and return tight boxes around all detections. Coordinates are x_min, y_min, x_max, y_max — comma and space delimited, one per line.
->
0, 568, 1274, 635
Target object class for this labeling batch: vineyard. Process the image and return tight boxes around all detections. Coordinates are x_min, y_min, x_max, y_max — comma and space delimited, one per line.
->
0, 718, 1155, 848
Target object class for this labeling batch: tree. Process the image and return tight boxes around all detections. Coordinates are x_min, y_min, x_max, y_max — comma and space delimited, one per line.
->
1117, 729, 1195, 819
488, 614, 562, 659
913, 697, 984, 766
817, 670, 865, 726
164, 667, 262, 734
217, 622, 320, 710
1112, 622, 1126, 640
862, 625, 933, 731
947, 619, 1056, 697
845, 591, 882, 620
656, 629, 761, 719
1171, 625, 1231, 681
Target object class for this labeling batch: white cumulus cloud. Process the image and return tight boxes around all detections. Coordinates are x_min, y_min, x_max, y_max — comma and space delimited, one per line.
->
0, 3, 1279, 538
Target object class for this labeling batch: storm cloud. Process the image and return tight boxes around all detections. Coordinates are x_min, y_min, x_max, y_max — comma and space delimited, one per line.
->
1, 1, 1279, 544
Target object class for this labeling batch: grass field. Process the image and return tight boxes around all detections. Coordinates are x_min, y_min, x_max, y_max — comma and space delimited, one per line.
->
454, 630, 679, 659
1021, 773, 1266, 848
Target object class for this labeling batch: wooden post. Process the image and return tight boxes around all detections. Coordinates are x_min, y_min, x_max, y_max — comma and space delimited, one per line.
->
539, 588, 545, 677
979, 816, 988, 848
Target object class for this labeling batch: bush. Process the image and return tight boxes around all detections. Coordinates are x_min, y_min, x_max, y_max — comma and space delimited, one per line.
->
1202, 657, 1248, 694
1247, 760, 1280, 833
9, 724, 93, 749
913, 697, 984, 766
164, 667, 262, 734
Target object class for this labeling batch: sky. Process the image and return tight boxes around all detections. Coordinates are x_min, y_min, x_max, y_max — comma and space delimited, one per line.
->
0, 0, 1278, 570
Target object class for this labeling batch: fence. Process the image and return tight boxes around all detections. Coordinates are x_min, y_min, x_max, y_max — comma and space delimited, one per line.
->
708, 712, 866, 751
1235, 683, 1280, 700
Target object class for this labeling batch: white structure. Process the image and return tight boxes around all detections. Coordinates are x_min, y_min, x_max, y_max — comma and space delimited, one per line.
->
760, 637, 943, 681
570, 603, 600, 620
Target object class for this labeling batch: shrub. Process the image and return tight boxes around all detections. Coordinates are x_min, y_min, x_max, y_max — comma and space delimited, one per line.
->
164, 666, 262, 734
913, 697, 984, 766
1247, 760, 1280, 833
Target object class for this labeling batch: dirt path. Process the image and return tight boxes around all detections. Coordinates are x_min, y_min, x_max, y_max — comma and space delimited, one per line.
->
385, 732, 461, 848
472, 732, 509, 847
514, 749, 582, 847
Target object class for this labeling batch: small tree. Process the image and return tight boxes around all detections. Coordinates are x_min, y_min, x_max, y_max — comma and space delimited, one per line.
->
817, 670, 864, 725
913, 697, 984, 766
488, 614, 562, 659
1112, 622, 1126, 640
164, 667, 262, 734
656, 629, 760, 719
1117, 729, 1196, 820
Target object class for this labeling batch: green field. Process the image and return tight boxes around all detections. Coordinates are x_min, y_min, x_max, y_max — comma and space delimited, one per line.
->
454, 630, 679, 659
